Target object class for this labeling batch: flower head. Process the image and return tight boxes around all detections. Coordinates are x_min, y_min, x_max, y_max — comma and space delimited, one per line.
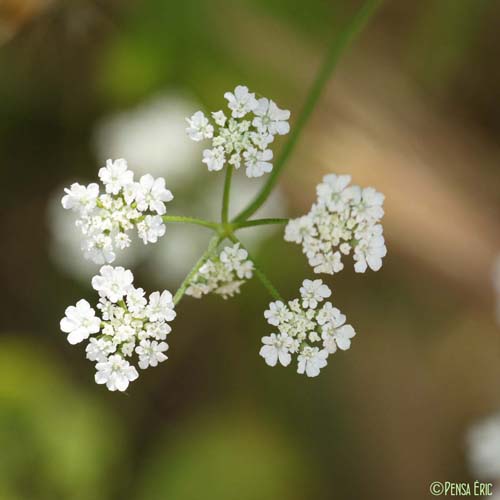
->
186, 85, 290, 178
285, 174, 387, 275
259, 279, 355, 377
61, 158, 172, 264
186, 243, 254, 300
61, 266, 175, 391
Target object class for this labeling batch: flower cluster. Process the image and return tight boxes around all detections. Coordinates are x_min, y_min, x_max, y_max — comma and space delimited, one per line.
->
186, 243, 254, 299
285, 174, 387, 275
259, 279, 355, 377
186, 85, 290, 178
60, 265, 175, 391
61, 158, 173, 264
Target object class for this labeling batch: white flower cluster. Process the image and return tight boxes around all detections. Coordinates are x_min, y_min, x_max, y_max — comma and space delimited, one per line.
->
260, 279, 355, 377
186, 243, 254, 299
61, 158, 173, 264
285, 174, 387, 275
60, 265, 175, 392
186, 85, 290, 178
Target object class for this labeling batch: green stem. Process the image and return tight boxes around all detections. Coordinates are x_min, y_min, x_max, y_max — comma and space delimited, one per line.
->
234, 218, 289, 229
221, 166, 233, 224
228, 234, 283, 301
173, 235, 221, 305
233, 0, 382, 222
162, 215, 219, 231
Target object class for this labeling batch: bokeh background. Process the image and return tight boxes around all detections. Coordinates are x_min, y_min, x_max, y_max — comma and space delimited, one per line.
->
1, 0, 500, 499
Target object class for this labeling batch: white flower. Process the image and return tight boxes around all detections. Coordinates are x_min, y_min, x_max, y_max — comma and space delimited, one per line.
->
264, 301, 292, 326
224, 85, 258, 118
134, 174, 173, 215
353, 225, 387, 273
62, 266, 175, 391
243, 148, 273, 178
186, 243, 254, 300
187, 85, 290, 179
91, 265, 134, 302
185, 111, 214, 141
98, 158, 133, 195
219, 243, 248, 271
126, 287, 147, 314
212, 110, 227, 126
94, 354, 139, 391
137, 215, 166, 244
146, 291, 176, 322
259, 333, 292, 367
253, 98, 290, 135
260, 280, 355, 377
297, 347, 328, 377
285, 173, 387, 275
61, 183, 99, 213
202, 146, 225, 171
321, 309, 355, 353
299, 279, 331, 309
82, 233, 116, 264
61, 159, 173, 264
60, 299, 101, 345
136, 340, 169, 369
86, 338, 116, 362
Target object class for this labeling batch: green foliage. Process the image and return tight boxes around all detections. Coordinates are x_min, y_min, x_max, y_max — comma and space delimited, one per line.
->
135, 412, 311, 500
0, 338, 125, 500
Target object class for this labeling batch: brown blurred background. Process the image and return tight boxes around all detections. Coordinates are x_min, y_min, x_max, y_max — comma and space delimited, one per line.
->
1, 0, 500, 499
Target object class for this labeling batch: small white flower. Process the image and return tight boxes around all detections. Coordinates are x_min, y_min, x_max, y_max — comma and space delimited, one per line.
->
202, 146, 225, 171
212, 110, 227, 126
126, 287, 147, 314
146, 291, 176, 322
299, 279, 331, 309
60, 299, 101, 345
134, 174, 173, 215
297, 347, 328, 377
85, 338, 116, 362
94, 354, 139, 392
82, 233, 116, 264
61, 183, 99, 213
137, 215, 166, 244
98, 158, 133, 195
185, 111, 214, 141
253, 98, 290, 135
224, 85, 258, 118
91, 265, 134, 303
259, 333, 292, 367
264, 300, 292, 326
243, 147, 273, 178
136, 340, 169, 369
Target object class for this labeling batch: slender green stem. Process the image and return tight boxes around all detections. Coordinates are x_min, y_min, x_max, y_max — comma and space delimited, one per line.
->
173, 235, 221, 305
228, 234, 283, 301
221, 166, 234, 224
233, 0, 382, 222
233, 218, 289, 229
162, 215, 219, 231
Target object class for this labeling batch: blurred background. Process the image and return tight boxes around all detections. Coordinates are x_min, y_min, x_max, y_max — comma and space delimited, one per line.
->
1, 0, 500, 498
